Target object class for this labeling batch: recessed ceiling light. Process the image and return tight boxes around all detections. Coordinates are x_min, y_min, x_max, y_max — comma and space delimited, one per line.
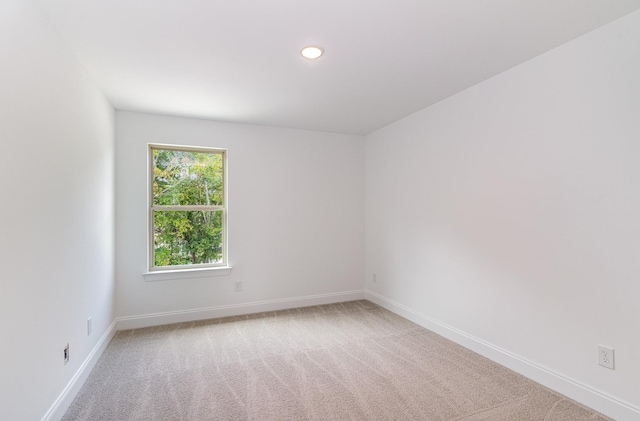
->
300, 46, 324, 60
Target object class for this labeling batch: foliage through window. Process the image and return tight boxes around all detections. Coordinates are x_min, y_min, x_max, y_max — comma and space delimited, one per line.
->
149, 145, 226, 270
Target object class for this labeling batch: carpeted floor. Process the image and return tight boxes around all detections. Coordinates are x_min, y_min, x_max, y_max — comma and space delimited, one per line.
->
62, 300, 611, 420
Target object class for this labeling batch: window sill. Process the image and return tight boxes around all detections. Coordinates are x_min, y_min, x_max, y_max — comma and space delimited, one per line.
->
143, 266, 232, 282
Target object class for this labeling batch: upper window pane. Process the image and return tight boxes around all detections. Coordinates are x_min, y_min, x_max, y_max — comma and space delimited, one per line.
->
152, 148, 223, 206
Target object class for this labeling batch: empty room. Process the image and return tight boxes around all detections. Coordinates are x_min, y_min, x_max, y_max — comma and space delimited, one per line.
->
1, 0, 639, 420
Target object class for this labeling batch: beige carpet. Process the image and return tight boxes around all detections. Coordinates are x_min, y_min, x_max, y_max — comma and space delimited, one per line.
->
62, 300, 611, 420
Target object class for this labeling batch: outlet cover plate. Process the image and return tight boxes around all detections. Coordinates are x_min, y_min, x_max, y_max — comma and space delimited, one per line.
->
598, 345, 614, 370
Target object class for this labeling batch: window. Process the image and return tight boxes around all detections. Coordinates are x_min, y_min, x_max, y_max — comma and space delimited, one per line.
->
149, 144, 227, 271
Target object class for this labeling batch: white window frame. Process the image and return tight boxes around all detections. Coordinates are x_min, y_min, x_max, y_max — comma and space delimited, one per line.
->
147, 143, 228, 274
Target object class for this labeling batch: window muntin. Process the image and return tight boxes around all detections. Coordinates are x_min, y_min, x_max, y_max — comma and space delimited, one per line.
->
149, 144, 226, 271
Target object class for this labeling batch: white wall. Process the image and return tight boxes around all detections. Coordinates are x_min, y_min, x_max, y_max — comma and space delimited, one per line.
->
365, 9, 640, 419
115, 112, 364, 322
0, 1, 115, 420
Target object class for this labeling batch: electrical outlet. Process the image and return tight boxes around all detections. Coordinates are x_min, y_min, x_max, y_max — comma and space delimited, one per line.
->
87, 317, 92, 336
598, 345, 614, 370
64, 343, 70, 365
373, 273, 377, 283
234, 280, 242, 292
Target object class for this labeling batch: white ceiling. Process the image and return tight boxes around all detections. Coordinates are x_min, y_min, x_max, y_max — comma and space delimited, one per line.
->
34, 0, 640, 135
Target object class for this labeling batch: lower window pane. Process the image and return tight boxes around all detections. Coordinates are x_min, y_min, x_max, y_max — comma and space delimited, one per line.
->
153, 210, 223, 267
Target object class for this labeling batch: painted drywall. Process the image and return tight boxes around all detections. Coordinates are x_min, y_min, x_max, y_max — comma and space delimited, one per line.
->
115, 111, 364, 319
365, 9, 640, 417
0, 1, 115, 420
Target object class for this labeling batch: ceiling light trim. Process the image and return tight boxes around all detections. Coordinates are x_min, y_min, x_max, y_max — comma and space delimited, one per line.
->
300, 46, 324, 60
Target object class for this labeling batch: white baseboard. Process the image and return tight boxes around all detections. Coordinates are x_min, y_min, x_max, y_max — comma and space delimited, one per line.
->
42, 319, 118, 421
116, 290, 366, 330
365, 290, 640, 421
